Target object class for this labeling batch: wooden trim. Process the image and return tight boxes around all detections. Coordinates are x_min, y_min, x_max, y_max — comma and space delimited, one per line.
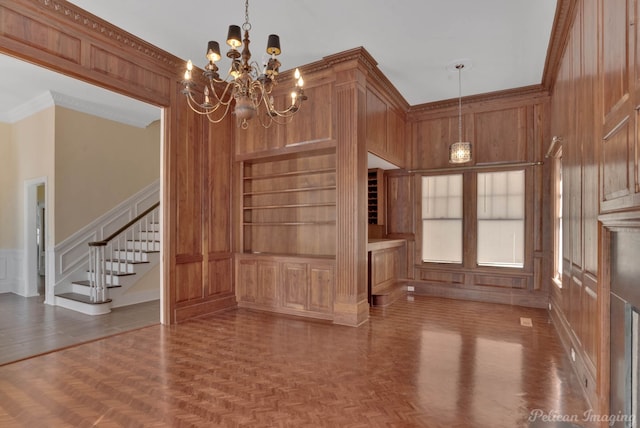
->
408, 85, 549, 120
541, 0, 580, 92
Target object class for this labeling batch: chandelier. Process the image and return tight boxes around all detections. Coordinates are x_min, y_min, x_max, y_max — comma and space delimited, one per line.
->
181, 0, 306, 129
449, 63, 472, 164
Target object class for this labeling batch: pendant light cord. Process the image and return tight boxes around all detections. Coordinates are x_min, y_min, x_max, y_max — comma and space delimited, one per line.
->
457, 64, 463, 143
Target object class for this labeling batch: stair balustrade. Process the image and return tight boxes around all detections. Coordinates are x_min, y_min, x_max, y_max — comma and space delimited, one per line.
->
87, 202, 160, 303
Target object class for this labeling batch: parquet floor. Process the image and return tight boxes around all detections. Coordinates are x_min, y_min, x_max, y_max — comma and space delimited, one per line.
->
0, 296, 592, 427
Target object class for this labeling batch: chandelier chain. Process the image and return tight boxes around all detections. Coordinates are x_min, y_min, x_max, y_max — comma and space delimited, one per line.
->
243, 0, 251, 31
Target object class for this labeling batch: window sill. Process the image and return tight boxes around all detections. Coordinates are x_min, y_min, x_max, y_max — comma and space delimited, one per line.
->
552, 276, 563, 289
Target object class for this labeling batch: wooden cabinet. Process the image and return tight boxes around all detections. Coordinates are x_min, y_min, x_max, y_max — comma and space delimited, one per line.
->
236, 254, 334, 320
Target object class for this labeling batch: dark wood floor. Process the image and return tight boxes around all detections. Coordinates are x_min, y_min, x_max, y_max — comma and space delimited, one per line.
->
0, 295, 592, 427
0, 293, 159, 365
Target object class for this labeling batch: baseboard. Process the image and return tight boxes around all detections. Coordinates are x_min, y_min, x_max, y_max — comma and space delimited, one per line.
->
548, 299, 599, 412
410, 280, 548, 308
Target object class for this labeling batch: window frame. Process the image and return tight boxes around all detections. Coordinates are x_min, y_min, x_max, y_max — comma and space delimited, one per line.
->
418, 167, 531, 272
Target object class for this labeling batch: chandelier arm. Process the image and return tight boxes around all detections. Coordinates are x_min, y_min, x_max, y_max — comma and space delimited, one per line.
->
205, 81, 235, 107
187, 91, 230, 114
185, 94, 232, 123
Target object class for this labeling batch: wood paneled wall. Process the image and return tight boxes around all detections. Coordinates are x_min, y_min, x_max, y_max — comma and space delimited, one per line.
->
394, 90, 551, 309
0, 0, 236, 324
549, 0, 640, 414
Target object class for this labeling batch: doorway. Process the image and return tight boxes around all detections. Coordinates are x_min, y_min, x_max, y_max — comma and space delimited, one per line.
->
23, 177, 47, 300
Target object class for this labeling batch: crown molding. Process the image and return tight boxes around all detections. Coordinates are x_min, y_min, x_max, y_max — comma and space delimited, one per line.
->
0, 90, 159, 127
0, 91, 54, 123
35, 0, 181, 70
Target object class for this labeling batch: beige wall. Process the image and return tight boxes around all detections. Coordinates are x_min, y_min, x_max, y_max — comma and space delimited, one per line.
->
54, 107, 160, 244
0, 121, 14, 248
0, 108, 55, 250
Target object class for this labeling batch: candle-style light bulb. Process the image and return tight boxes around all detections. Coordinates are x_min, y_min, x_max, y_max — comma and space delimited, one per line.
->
184, 60, 193, 80
291, 91, 297, 105
297, 77, 304, 88
294, 68, 301, 80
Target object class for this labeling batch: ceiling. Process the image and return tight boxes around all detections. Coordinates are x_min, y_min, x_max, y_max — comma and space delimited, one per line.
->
0, 0, 557, 126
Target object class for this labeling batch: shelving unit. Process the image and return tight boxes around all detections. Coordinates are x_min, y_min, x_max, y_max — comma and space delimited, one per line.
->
242, 150, 337, 256
368, 168, 384, 225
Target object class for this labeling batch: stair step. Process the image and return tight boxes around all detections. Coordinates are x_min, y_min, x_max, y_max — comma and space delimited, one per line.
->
56, 292, 112, 305
72, 280, 121, 289
87, 270, 136, 277
105, 258, 149, 265
371, 282, 407, 307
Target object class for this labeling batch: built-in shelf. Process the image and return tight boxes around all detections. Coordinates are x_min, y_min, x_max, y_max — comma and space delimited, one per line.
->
242, 150, 337, 256
243, 185, 336, 197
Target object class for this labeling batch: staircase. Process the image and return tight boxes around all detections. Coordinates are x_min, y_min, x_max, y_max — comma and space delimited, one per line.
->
54, 203, 160, 316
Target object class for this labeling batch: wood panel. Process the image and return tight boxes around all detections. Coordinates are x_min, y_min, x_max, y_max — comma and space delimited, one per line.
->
601, 0, 631, 122
474, 107, 528, 164
308, 263, 334, 313
236, 258, 258, 304
282, 262, 308, 311
385, 171, 414, 238
235, 72, 335, 157
601, 117, 632, 203
386, 107, 406, 167
366, 89, 387, 156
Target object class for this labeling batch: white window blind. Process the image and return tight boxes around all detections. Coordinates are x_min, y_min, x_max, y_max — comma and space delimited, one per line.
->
477, 170, 524, 268
421, 174, 463, 263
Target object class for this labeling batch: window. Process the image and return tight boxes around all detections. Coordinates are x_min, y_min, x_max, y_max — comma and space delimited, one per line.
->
421, 174, 462, 263
477, 170, 525, 268
552, 149, 563, 286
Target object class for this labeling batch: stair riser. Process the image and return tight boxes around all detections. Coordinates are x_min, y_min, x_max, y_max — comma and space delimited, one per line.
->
104, 261, 135, 273
87, 272, 124, 286
54, 295, 111, 315
126, 241, 160, 252
137, 231, 160, 241
144, 223, 160, 232
113, 250, 149, 262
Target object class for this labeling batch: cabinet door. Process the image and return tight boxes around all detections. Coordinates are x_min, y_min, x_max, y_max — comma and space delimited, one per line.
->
257, 261, 279, 307
237, 259, 258, 303
309, 263, 334, 314
282, 262, 308, 311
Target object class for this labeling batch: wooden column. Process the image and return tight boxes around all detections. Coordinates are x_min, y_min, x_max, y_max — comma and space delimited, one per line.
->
334, 65, 369, 326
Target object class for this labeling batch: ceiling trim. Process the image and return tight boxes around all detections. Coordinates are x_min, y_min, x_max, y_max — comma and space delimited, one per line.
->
0, 91, 53, 123
407, 84, 549, 120
0, 90, 158, 127
33, 0, 179, 68
541, 0, 579, 92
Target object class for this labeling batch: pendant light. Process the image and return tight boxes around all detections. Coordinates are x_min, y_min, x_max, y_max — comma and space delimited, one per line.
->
449, 63, 472, 164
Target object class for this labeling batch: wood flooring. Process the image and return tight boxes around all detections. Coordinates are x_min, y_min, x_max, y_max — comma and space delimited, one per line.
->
0, 294, 159, 365
0, 295, 593, 427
